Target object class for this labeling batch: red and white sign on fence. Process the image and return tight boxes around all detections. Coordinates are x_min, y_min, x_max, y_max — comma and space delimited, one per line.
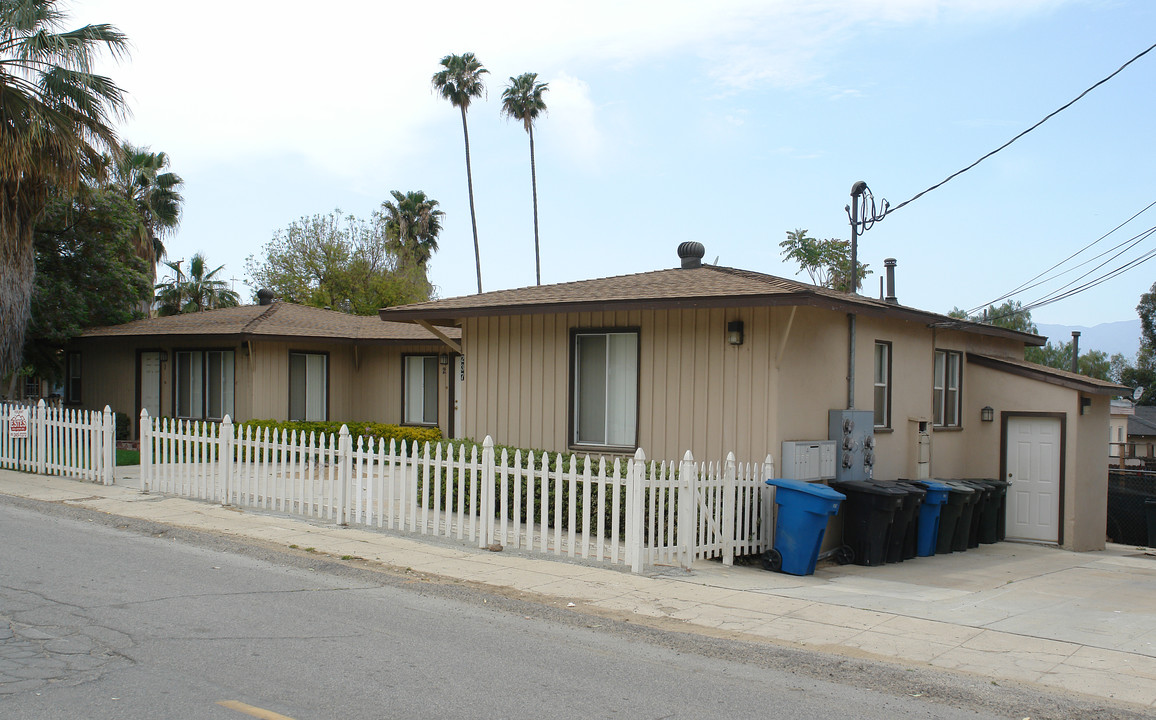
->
7, 408, 29, 439
0, 401, 115, 484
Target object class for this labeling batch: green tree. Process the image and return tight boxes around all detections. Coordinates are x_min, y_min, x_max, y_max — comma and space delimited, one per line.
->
104, 142, 184, 274
381, 190, 443, 298
779, 228, 869, 291
0, 0, 129, 377
245, 209, 429, 315
22, 188, 151, 381
1112, 280, 1156, 404
949, 300, 1038, 335
432, 52, 487, 294
501, 72, 548, 285
1025, 340, 1112, 380
155, 252, 239, 315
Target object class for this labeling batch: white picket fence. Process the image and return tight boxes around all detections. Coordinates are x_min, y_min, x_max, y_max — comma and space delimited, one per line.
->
139, 410, 775, 573
0, 401, 116, 484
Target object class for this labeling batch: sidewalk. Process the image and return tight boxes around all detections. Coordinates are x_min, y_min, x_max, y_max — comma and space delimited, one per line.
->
4, 467, 1156, 710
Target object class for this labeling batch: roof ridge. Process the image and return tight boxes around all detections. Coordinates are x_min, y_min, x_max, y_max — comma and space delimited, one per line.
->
241, 301, 282, 334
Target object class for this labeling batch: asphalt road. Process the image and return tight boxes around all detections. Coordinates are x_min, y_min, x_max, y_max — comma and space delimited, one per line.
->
0, 496, 1143, 720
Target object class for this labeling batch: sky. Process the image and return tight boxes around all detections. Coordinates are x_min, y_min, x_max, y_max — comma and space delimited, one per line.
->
76, 0, 1156, 331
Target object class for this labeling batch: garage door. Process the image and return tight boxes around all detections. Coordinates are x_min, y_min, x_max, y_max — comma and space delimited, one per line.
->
1005, 416, 1062, 543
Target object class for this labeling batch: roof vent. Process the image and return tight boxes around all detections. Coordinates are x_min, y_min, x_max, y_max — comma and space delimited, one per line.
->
884, 258, 898, 304
257, 288, 275, 306
678, 241, 705, 269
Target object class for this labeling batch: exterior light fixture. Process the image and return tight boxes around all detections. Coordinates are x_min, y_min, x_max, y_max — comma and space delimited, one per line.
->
980, 406, 994, 422
439, 354, 449, 366
727, 320, 744, 346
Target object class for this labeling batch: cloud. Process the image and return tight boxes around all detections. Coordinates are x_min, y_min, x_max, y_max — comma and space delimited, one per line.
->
78, 0, 1076, 180
543, 73, 603, 168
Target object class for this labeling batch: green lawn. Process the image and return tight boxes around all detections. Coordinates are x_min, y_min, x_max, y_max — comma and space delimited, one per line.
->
116, 449, 140, 466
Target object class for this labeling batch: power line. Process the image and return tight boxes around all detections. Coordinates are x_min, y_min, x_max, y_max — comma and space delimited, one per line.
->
886, 41, 1156, 217
969, 199, 1156, 314
981, 225, 1156, 324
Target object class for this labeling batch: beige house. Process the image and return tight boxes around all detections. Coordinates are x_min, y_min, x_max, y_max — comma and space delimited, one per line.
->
71, 301, 461, 439
382, 244, 1125, 551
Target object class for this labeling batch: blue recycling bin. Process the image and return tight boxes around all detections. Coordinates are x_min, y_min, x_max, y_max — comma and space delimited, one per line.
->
763, 478, 846, 576
913, 480, 952, 557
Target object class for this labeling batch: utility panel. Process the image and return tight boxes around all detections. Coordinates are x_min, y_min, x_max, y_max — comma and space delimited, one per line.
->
780, 440, 837, 481
829, 409, 876, 482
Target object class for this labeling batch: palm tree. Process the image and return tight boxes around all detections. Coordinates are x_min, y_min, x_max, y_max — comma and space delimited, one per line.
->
501, 73, 548, 285
0, 0, 129, 376
381, 190, 444, 270
106, 142, 184, 273
155, 253, 239, 315
432, 52, 487, 294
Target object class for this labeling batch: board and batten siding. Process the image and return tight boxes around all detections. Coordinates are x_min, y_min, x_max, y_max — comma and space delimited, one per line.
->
460, 306, 873, 463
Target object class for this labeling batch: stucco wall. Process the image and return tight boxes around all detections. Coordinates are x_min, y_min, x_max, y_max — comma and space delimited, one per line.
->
967, 362, 1107, 550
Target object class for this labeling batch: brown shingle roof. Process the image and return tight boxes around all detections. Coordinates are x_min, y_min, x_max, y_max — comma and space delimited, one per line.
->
81, 302, 456, 345
380, 264, 1045, 346
967, 352, 1128, 395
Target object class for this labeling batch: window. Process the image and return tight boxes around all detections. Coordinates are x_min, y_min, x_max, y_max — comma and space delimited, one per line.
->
175, 350, 234, 420
66, 352, 82, 404
289, 352, 328, 421
572, 331, 638, 447
404, 355, 439, 425
873, 341, 891, 428
933, 349, 961, 427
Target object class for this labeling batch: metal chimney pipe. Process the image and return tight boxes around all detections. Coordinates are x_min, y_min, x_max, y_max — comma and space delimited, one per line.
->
1071, 331, 1081, 373
884, 258, 897, 304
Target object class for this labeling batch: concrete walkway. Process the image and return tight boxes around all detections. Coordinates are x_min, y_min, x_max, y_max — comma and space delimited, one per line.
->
5, 467, 1156, 711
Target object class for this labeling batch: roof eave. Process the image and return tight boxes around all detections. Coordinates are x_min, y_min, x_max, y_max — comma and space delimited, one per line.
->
380, 292, 1047, 345
967, 353, 1128, 396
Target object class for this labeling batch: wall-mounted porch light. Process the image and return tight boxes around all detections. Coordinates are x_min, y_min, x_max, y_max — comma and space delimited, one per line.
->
158, 350, 168, 363
980, 406, 994, 422
439, 354, 449, 366
727, 320, 744, 346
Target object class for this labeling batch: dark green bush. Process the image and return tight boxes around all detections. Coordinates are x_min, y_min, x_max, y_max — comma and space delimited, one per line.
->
236, 419, 441, 448
115, 412, 131, 441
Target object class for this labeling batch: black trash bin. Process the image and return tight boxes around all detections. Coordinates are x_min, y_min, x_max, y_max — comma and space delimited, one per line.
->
1146, 498, 1156, 549
960, 480, 995, 549
936, 481, 976, 554
976, 478, 1008, 543
832, 480, 906, 566
946, 481, 981, 552
876, 480, 925, 562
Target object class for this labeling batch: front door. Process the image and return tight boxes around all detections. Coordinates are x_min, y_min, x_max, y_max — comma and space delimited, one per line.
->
452, 354, 464, 439
139, 351, 162, 430
1005, 416, 1062, 543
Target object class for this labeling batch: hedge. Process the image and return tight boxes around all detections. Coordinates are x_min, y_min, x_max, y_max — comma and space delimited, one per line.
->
236, 419, 441, 448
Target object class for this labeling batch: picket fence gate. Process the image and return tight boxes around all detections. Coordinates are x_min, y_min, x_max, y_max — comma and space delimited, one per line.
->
0, 401, 115, 484
139, 410, 775, 573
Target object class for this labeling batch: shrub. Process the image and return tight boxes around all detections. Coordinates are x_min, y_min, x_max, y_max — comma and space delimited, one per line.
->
236, 419, 441, 449
115, 412, 131, 441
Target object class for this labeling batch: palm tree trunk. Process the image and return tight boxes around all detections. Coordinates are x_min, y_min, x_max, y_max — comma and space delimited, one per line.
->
461, 106, 483, 294
0, 188, 38, 377
529, 123, 541, 286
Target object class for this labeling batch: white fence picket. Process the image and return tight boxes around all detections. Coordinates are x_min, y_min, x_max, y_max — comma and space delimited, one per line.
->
128, 415, 775, 574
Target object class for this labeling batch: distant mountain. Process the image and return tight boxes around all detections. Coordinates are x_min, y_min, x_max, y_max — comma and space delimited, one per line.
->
1035, 319, 1141, 359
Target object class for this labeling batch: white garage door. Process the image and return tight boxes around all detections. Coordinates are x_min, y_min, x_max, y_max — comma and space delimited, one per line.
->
1005, 416, 1062, 543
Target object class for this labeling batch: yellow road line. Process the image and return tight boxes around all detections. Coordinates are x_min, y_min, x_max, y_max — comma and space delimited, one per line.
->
216, 700, 298, 720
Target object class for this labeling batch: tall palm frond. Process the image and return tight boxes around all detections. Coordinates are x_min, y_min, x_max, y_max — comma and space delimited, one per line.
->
382, 190, 444, 268
106, 142, 184, 271
501, 72, 548, 285
432, 52, 486, 294
0, 0, 129, 376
